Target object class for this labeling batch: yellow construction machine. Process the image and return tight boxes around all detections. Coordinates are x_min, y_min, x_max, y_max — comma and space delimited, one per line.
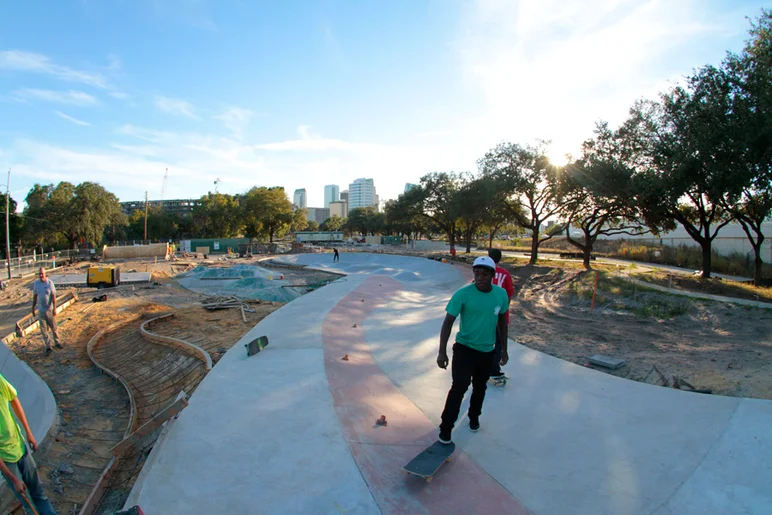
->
87, 265, 121, 288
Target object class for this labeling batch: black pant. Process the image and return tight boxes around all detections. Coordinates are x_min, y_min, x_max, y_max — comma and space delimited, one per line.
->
440, 343, 496, 432
491, 331, 503, 376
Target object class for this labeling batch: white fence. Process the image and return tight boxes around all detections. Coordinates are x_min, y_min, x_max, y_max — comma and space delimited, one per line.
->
598, 221, 772, 261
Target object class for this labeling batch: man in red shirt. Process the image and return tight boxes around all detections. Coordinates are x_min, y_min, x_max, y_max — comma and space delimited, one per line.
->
488, 249, 514, 382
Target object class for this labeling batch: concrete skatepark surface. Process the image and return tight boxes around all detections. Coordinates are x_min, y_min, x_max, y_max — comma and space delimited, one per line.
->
126, 253, 772, 514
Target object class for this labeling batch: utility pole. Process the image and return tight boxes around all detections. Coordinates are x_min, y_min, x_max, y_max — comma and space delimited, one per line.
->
144, 191, 149, 242
5, 169, 10, 280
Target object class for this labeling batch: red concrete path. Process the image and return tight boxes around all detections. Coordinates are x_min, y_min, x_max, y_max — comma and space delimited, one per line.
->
321, 275, 531, 514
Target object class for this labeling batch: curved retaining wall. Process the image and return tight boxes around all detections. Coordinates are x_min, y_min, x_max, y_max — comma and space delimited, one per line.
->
140, 314, 213, 370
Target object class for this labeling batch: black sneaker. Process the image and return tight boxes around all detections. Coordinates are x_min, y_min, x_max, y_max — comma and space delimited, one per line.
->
438, 429, 452, 444
54, 342, 64, 349
45, 347, 52, 356
469, 418, 480, 432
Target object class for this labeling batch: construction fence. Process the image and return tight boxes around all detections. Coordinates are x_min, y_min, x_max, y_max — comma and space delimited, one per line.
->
5, 249, 88, 279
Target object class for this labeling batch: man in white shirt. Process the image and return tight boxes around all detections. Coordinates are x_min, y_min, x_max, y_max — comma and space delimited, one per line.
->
31, 268, 63, 356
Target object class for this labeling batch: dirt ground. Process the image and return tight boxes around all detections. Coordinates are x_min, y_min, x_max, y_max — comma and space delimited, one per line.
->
0, 256, 338, 514
506, 264, 772, 400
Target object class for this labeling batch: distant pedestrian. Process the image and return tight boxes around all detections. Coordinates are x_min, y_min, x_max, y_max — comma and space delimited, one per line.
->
0, 373, 58, 514
31, 268, 62, 356
333, 248, 340, 262
436, 256, 509, 443
488, 249, 514, 383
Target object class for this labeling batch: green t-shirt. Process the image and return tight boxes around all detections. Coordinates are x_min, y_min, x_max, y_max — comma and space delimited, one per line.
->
0, 374, 25, 463
446, 283, 509, 352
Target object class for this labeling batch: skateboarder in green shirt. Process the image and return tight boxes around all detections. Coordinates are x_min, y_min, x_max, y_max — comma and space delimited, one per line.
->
437, 256, 509, 443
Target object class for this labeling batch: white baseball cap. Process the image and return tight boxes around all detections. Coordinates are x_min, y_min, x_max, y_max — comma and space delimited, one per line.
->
472, 256, 496, 271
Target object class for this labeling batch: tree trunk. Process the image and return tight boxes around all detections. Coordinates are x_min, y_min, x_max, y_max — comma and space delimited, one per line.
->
269, 228, 274, 243
582, 229, 595, 270
583, 247, 592, 270
701, 243, 712, 279
529, 223, 540, 265
465, 228, 473, 253
489, 225, 499, 248
752, 241, 763, 286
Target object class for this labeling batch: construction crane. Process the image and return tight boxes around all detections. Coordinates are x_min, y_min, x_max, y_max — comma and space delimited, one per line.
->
161, 168, 168, 200
214, 177, 221, 194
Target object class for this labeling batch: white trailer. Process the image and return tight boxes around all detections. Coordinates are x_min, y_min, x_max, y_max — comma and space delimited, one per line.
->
296, 231, 344, 243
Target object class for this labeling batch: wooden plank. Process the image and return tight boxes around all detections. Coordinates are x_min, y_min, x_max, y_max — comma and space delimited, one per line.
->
16, 291, 78, 336
78, 456, 119, 515
110, 395, 189, 457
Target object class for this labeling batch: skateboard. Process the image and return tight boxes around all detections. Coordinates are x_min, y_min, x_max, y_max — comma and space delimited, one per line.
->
403, 441, 456, 482
489, 376, 507, 386
245, 335, 269, 357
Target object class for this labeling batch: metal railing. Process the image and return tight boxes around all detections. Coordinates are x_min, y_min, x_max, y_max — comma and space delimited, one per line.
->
4, 249, 90, 278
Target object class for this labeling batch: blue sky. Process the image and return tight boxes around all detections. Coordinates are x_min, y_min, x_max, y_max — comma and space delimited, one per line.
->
0, 0, 768, 209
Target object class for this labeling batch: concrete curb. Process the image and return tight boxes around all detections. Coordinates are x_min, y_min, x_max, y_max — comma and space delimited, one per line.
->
627, 278, 772, 309
140, 314, 213, 370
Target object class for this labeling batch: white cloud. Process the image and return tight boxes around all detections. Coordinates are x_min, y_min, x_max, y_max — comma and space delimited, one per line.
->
14, 88, 99, 106
55, 111, 91, 126
257, 125, 385, 152
213, 107, 253, 139
454, 0, 750, 159
3, 123, 472, 206
0, 50, 108, 88
155, 96, 198, 119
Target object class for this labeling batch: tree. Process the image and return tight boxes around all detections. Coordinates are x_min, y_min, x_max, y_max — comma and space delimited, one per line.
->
621, 81, 733, 279
0, 194, 22, 258
478, 141, 563, 264
67, 182, 126, 247
126, 207, 182, 241
23, 181, 125, 249
559, 124, 648, 269
455, 175, 499, 253
718, 9, 772, 285
320, 215, 344, 231
306, 220, 319, 231
384, 196, 429, 241
346, 207, 379, 235
240, 187, 294, 242
192, 192, 243, 238
403, 172, 465, 247
23, 183, 72, 248
290, 208, 309, 234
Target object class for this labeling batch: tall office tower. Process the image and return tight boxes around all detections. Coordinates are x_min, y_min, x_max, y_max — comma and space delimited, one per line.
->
293, 188, 307, 209
347, 178, 377, 210
324, 185, 340, 207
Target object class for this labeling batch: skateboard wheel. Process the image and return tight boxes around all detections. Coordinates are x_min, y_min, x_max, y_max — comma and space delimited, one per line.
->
425, 477, 433, 483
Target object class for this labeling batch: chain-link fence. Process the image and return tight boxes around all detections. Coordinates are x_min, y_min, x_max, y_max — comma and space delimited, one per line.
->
3, 249, 91, 278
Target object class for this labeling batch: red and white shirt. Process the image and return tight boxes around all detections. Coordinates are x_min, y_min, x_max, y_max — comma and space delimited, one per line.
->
493, 266, 514, 324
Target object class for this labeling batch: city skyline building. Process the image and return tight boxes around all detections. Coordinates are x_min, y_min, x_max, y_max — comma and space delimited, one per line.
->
306, 207, 330, 225
329, 200, 348, 219
348, 178, 377, 211
293, 188, 307, 209
324, 185, 340, 208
